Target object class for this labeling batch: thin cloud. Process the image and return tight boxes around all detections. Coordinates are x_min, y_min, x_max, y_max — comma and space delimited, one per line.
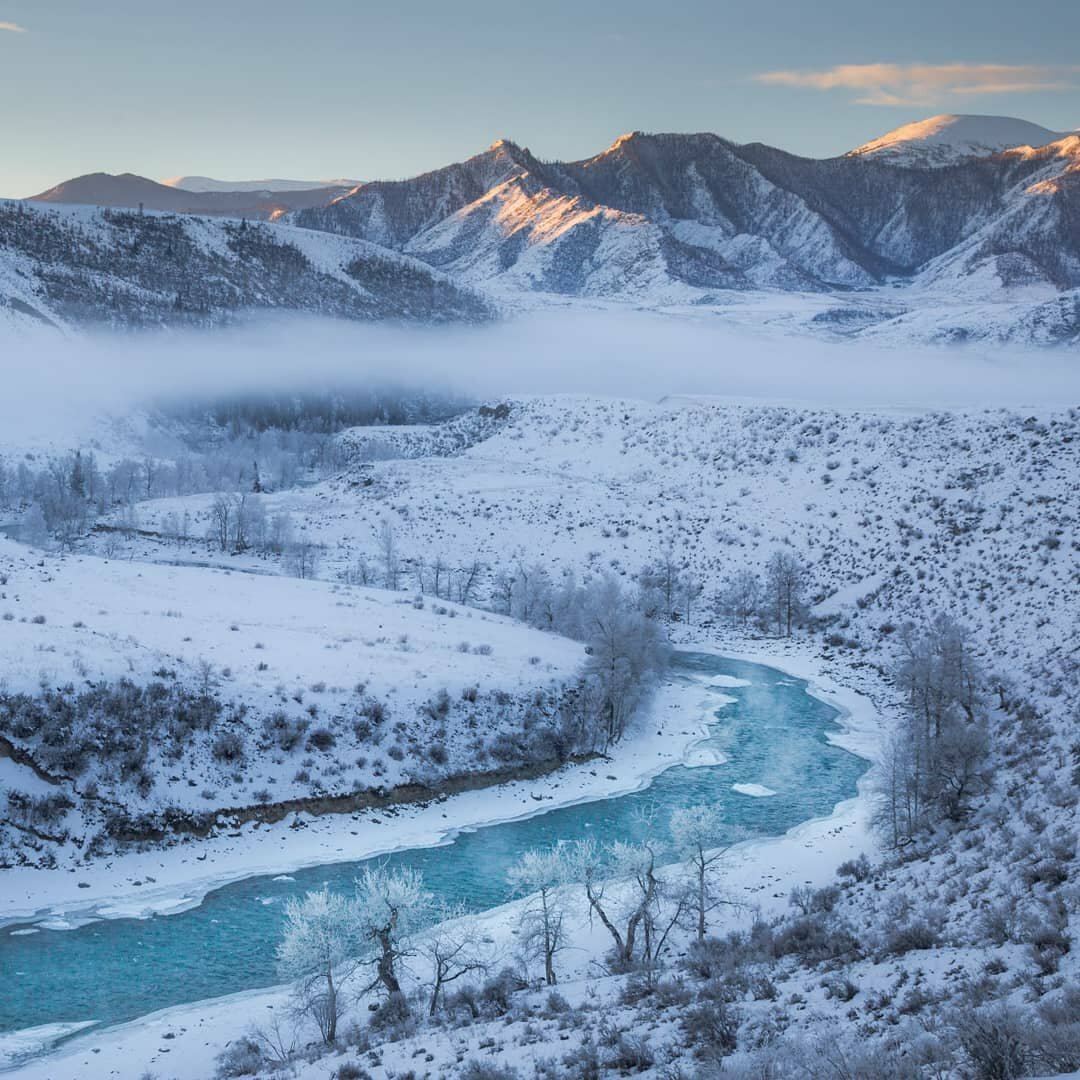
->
755, 62, 1079, 106
0, 20, 27, 32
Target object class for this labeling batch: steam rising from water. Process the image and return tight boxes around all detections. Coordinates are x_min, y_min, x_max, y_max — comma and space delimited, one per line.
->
2, 311, 1078, 446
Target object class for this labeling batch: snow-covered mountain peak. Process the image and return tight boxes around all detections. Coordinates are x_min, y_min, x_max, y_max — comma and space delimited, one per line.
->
847, 113, 1069, 166
162, 176, 360, 193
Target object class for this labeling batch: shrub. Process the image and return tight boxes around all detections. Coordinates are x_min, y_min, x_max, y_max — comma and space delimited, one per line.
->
459, 1064, 520, 1080
306, 727, 337, 752
422, 689, 451, 720
262, 711, 309, 752
954, 1007, 1029, 1080
682, 1000, 739, 1060
214, 1036, 264, 1078
211, 731, 245, 764
837, 853, 872, 881
334, 1064, 371, 1080
367, 992, 413, 1036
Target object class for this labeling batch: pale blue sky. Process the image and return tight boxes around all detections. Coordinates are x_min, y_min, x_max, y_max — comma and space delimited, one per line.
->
1, 0, 1078, 196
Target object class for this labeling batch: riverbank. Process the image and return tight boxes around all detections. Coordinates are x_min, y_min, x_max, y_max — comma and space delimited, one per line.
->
0, 675, 718, 928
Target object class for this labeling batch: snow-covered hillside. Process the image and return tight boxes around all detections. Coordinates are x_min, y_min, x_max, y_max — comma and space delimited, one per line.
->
6, 393, 1077, 1079
0, 538, 585, 864
0, 200, 491, 329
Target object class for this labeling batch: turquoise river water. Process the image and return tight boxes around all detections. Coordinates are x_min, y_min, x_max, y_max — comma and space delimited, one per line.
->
0, 652, 868, 1051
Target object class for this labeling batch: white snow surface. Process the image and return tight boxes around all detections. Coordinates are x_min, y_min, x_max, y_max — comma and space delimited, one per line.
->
162, 176, 361, 193
847, 113, 1072, 166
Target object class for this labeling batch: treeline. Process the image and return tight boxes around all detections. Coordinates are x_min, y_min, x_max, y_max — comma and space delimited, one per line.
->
157, 387, 471, 441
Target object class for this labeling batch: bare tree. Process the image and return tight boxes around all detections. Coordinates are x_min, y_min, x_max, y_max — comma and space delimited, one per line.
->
455, 559, 482, 605
678, 572, 705, 625
717, 569, 762, 626
421, 905, 489, 1016
285, 535, 320, 580
507, 848, 568, 986
376, 519, 401, 590
764, 549, 809, 637
209, 493, 233, 552
430, 556, 447, 601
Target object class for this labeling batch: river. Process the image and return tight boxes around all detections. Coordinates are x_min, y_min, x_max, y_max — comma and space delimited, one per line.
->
0, 652, 868, 1055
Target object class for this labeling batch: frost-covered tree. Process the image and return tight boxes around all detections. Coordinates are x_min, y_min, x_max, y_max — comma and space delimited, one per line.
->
21, 502, 50, 549
581, 576, 668, 747
571, 837, 670, 971
354, 865, 433, 1001
376, 519, 401, 590
209, 493, 233, 552
876, 614, 990, 845
670, 804, 741, 943
507, 848, 569, 985
277, 889, 359, 1044
285, 534, 320, 580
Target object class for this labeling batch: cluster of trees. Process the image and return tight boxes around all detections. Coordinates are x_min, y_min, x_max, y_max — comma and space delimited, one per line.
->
485, 561, 668, 749
277, 802, 733, 1044
509, 803, 737, 987
202, 492, 323, 580
0, 388, 466, 551
278, 867, 461, 1044
715, 550, 812, 637
0, 438, 331, 552
357, 527, 668, 753
875, 614, 991, 847
638, 550, 706, 624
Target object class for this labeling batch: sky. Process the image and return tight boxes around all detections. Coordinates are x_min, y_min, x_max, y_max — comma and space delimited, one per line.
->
1, 0, 1079, 197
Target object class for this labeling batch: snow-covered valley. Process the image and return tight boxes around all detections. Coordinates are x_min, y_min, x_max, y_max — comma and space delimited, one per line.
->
1, 373, 1078, 1078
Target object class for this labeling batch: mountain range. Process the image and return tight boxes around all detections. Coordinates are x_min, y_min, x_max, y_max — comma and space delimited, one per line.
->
3, 114, 1078, 343
29, 173, 358, 221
